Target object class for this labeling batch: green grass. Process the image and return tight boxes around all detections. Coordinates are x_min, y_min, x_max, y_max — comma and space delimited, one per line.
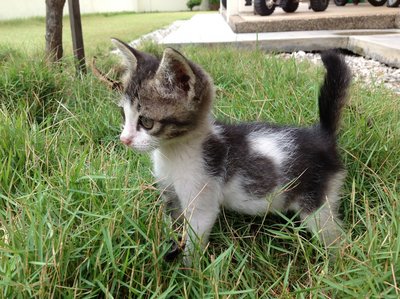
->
0, 11, 198, 57
0, 39, 399, 297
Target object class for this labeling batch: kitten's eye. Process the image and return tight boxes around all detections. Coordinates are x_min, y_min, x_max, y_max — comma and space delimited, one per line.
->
139, 116, 154, 130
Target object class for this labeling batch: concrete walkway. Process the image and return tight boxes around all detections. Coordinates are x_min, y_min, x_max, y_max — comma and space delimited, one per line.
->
160, 4, 400, 68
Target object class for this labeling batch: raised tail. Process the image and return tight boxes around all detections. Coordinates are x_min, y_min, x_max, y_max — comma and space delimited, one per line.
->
318, 50, 351, 136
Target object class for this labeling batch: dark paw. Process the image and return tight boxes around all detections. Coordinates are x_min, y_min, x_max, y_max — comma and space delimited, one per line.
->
164, 239, 184, 262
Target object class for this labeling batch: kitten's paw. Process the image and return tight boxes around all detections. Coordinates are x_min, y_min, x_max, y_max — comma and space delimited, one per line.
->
164, 239, 184, 262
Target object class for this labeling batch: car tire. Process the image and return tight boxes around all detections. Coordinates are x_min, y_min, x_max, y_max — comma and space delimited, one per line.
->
310, 0, 330, 11
334, 0, 347, 5
254, 0, 276, 16
367, 0, 387, 5
386, 0, 399, 6
281, 0, 300, 12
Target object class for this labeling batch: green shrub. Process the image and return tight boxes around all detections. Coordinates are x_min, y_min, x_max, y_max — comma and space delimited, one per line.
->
187, 0, 202, 10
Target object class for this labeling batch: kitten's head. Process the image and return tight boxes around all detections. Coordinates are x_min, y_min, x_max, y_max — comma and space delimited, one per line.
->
112, 39, 214, 152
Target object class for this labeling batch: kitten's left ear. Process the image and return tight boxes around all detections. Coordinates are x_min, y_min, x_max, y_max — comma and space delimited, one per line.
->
155, 48, 196, 94
111, 38, 143, 73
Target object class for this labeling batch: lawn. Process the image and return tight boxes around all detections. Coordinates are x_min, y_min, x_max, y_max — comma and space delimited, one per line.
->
0, 11, 198, 57
1, 12, 400, 299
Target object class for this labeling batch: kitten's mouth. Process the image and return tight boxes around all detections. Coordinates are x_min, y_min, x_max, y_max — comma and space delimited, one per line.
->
128, 142, 157, 153
120, 138, 155, 152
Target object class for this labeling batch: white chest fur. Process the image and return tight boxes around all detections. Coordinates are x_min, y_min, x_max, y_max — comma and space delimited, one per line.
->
151, 139, 219, 206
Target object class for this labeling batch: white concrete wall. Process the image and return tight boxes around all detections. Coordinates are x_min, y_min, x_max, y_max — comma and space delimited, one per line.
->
0, 0, 46, 20
78, 0, 137, 14
0, 0, 210, 21
138, 0, 209, 12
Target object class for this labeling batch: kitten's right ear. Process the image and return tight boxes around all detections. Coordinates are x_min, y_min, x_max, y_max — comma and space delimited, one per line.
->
111, 38, 142, 72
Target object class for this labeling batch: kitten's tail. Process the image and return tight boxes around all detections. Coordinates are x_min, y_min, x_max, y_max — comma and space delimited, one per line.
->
318, 50, 351, 136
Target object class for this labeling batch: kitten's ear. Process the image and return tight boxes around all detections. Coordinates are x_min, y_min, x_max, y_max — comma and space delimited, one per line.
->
155, 48, 195, 94
111, 38, 142, 72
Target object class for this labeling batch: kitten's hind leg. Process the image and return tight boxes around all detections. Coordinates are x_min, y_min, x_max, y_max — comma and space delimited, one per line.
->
298, 172, 345, 246
300, 200, 343, 247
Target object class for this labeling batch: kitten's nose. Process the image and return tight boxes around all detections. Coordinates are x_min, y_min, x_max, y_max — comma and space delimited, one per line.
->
120, 135, 132, 146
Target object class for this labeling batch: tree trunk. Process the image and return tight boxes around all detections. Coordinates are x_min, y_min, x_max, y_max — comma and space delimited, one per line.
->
45, 0, 66, 62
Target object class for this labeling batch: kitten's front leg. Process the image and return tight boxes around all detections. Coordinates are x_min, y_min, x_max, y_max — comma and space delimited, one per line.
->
160, 185, 183, 223
178, 183, 222, 266
182, 207, 220, 266
159, 185, 186, 262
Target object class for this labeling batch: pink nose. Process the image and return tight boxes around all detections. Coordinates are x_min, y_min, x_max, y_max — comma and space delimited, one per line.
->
120, 136, 132, 146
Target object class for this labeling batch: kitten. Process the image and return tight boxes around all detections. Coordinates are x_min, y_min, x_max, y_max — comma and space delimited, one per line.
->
111, 38, 351, 265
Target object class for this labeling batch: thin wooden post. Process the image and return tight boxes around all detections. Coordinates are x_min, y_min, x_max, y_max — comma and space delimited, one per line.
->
68, 0, 86, 74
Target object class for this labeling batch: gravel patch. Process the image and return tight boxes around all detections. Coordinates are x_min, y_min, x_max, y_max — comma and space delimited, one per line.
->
280, 51, 400, 94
